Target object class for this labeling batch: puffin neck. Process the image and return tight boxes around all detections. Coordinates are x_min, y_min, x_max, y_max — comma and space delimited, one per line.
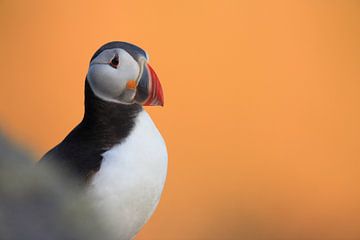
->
82, 79, 142, 134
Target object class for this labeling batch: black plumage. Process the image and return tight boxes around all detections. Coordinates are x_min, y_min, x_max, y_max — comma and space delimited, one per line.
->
90, 41, 147, 62
40, 81, 142, 181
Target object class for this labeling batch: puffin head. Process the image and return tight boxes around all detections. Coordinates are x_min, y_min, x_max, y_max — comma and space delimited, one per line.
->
87, 41, 163, 106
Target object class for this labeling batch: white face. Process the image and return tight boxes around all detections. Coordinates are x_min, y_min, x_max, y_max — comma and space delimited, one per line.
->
87, 48, 142, 104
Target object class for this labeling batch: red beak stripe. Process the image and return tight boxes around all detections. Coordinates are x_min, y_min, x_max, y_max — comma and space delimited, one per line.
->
144, 64, 164, 106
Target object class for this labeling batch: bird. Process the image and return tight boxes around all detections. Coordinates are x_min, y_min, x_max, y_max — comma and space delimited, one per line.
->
39, 41, 168, 240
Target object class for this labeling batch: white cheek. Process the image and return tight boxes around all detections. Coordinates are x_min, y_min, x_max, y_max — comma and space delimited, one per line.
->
117, 51, 140, 81
88, 65, 126, 99
87, 49, 140, 102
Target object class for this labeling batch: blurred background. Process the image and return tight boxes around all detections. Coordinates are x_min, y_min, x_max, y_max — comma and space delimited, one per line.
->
0, 0, 359, 239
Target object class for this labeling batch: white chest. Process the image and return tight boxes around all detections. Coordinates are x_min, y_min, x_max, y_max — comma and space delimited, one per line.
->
87, 110, 168, 240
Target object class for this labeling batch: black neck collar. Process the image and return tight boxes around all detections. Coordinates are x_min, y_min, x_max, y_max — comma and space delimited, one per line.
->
40, 80, 142, 181
83, 79, 142, 129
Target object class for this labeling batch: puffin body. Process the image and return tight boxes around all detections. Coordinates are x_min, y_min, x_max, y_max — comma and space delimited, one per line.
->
89, 110, 167, 239
40, 42, 167, 240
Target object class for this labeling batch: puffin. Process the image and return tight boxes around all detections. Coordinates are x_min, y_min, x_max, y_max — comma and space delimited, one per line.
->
40, 41, 168, 240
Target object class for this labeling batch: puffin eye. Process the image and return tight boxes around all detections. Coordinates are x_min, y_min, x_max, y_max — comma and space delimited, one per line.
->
109, 54, 119, 68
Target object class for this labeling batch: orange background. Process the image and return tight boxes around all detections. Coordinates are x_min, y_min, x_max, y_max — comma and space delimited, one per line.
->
1, 1, 360, 239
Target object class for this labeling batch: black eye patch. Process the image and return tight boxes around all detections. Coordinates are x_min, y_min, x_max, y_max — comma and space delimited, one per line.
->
109, 54, 119, 68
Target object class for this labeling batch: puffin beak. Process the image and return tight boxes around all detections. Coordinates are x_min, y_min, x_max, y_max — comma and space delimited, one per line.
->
135, 62, 164, 106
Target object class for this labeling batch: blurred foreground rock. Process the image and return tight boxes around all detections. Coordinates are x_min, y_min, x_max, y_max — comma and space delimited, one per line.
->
0, 132, 113, 240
